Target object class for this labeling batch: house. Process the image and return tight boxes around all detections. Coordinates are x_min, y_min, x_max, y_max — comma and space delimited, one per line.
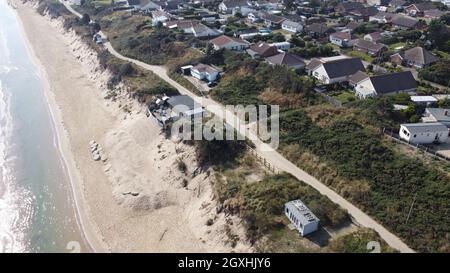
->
260, 13, 286, 28
152, 10, 171, 26
148, 95, 206, 126
269, 41, 291, 51
390, 52, 404, 65
308, 57, 366, 84
390, 15, 425, 30
364, 32, 383, 43
135, 1, 161, 13
246, 41, 278, 58
411, 96, 438, 106
344, 21, 359, 32
210, 35, 250, 51
404, 2, 436, 17
284, 200, 319, 237
282, 20, 303, 33
305, 23, 334, 38
353, 39, 387, 56
354, 71, 417, 99
265, 53, 305, 69
399, 123, 448, 144
367, 0, 390, 6
190, 64, 221, 82
247, 12, 261, 23
404, 47, 440, 69
329, 31, 353, 48
349, 70, 369, 87
218, 0, 249, 14
348, 6, 379, 22
422, 108, 450, 127
190, 23, 220, 38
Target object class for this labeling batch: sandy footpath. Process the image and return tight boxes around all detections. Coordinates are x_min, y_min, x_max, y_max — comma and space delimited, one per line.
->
14, 1, 251, 252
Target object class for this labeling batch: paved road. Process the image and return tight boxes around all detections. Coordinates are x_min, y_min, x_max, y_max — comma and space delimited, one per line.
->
59, 0, 415, 253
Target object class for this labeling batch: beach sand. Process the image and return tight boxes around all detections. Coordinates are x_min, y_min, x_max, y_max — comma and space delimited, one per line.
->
14, 1, 251, 252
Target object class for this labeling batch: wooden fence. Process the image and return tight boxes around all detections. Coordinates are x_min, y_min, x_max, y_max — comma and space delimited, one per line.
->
383, 128, 450, 162
246, 145, 280, 174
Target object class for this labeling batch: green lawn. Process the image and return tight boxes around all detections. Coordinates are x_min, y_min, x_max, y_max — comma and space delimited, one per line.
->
347, 50, 374, 62
389, 42, 406, 51
330, 90, 356, 104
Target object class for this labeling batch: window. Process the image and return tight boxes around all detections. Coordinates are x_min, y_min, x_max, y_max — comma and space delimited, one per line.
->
413, 134, 417, 138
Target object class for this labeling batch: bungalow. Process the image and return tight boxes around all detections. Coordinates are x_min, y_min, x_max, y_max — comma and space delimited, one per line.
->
190, 23, 220, 38
364, 32, 383, 43
308, 57, 366, 85
369, 11, 396, 23
218, 0, 249, 14
284, 200, 320, 237
404, 47, 440, 69
265, 52, 306, 69
260, 13, 286, 29
148, 95, 206, 127
305, 23, 334, 38
410, 96, 438, 106
269, 41, 291, 51
348, 6, 379, 22
354, 71, 417, 99
152, 10, 171, 26
329, 31, 353, 48
190, 63, 221, 82
404, 2, 436, 17
353, 39, 387, 56
282, 20, 303, 33
390, 15, 426, 30
246, 41, 278, 58
399, 123, 448, 144
390, 52, 404, 65
335, 2, 365, 15
210, 35, 250, 51
366, 0, 390, 6
422, 108, 450, 127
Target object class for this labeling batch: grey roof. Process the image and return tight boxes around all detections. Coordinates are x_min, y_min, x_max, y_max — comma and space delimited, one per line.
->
322, 57, 365, 79
406, 2, 436, 12
167, 95, 200, 111
221, 0, 249, 8
354, 39, 387, 52
305, 58, 323, 71
285, 200, 319, 225
370, 71, 417, 94
391, 15, 419, 28
306, 23, 334, 34
349, 71, 369, 84
404, 47, 439, 66
401, 122, 448, 133
282, 20, 302, 29
261, 12, 286, 24
426, 108, 450, 122
266, 53, 305, 67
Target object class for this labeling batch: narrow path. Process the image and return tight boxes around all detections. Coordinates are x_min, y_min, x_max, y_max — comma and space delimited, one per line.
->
59, 0, 415, 253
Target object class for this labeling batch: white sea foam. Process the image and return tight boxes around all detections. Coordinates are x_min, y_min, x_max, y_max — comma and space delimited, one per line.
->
0, 81, 33, 253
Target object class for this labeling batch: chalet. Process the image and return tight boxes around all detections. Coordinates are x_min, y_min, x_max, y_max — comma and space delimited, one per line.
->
422, 108, 450, 127
282, 20, 303, 33
329, 31, 353, 48
284, 200, 320, 237
404, 2, 436, 17
399, 123, 448, 144
404, 47, 440, 69
246, 41, 278, 58
305, 23, 334, 38
308, 57, 365, 85
210, 35, 250, 51
265, 52, 305, 69
190, 64, 221, 82
353, 39, 387, 56
354, 71, 417, 99
260, 13, 286, 28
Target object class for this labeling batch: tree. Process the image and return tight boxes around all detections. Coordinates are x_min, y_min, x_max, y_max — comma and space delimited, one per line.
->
81, 13, 91, 25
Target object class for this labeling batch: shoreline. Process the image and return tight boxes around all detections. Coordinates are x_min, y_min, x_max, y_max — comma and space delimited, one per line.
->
12, 1, 108, 252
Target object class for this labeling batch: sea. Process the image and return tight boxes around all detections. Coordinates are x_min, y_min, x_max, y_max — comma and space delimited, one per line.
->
0, 0, 89, 252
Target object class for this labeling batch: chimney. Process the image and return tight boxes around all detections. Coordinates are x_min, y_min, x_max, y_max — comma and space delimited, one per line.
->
445, 110, 449, 116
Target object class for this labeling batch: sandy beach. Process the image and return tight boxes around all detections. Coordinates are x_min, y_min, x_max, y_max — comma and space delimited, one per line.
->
13, 1, 251, 252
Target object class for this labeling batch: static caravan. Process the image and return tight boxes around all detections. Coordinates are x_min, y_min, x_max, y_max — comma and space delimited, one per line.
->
399, 122, 448, 144
284, 200, 319, 236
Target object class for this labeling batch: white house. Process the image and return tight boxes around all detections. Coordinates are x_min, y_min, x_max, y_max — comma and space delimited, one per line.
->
218, 0, 249, 14
329, 31, 353, 48
190, 64, 221, 82
399, 123, 448, 144
284, 200, 319, 237
190, 24, 220, 38
210, 35, 250, 51
281, 20, 303, 33
354, 71, 417, 99
307, 57, 365, 85
269, 41, 291, 51
152, 10, 171, 26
